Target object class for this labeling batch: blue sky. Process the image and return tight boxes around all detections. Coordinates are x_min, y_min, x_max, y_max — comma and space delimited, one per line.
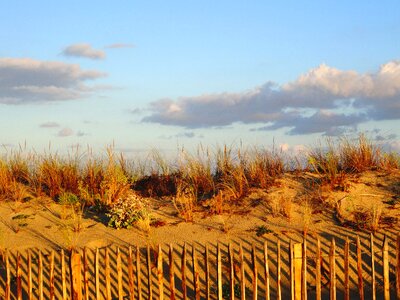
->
0, 1, 399, 155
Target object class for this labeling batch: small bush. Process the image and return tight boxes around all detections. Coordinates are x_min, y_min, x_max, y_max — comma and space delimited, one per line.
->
107, 192, 150, 229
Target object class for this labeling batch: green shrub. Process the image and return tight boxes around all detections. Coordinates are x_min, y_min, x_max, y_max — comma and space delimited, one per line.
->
106, 192, 150, 229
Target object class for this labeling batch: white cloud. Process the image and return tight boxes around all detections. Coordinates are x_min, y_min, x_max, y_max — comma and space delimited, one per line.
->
57, 128, 74, 137
0, 57, 106, 104
105, 43, 135, 49
62, 43, 106, 60
39, 122, 60, 128
143, 60, 400, 135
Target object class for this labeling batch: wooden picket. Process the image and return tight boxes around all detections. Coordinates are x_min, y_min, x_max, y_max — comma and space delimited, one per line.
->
0, 234, 399, 299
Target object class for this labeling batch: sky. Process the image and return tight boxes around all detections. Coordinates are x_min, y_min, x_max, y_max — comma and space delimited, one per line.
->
0, 1, 399, 156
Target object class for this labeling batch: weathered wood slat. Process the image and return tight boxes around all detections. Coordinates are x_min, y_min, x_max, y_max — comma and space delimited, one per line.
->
329, 238, 336, 300
105, 248, 112, 300
157, 245, 164, 300
117, 247, 123, 300
264, 241, 270, 300
49, 251, 55, 300
229, 243, 234, 300
344, 238, 350, 300
370, 234, 376, 300
277, 240, 282, 300
205, 244, 210, 300
16, 251, 22, 300
192, 244, 200, 300
147, 245, 153, 300
357, 236, 364, 300
136, 245, 143, 300
95, 248, 100, 300
315, 238, 321, 300
382, 236, 389, 300
239, 243, 245, 300
70, 250, 82, 300
61, 249, 67, 300
169, 244, 176, 300
38, 251, 43, 300
28, 251, 33, 300
302, 238, 307, 300
83, 248, 89, 300
217, 243, 223, 300
252, 243, 258, 300
128, 246, 135, 300
396, 235, 400, 300
181, 243, 187, 300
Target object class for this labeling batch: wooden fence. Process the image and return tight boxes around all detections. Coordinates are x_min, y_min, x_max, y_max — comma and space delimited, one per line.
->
1, 234, 400, 299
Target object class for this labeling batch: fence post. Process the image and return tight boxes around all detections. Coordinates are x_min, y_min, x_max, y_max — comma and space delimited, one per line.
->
70, 250, 83, 300
293, 243, 302, 300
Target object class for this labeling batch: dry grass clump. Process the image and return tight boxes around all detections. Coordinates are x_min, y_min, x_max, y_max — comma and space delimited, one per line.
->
340, 134, 381, 172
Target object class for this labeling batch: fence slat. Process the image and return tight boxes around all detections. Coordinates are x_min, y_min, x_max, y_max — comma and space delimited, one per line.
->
329, 238, 336, 300
382, 236, 389, 300
229, 243, 235, 300
315, 238, 321, 300
293, 243, 302, 300
105, 248, 112, 300
117, 247, 123, 300
239, 243, 245, 300
16, 252, 22, 300
61, 249, 67, 300
192, 244, 200, 300
217, 243, 223, 300
128, 246, 135, 300
38, 251, 43, 300
290, 240, 294, 300
252, 243, 258, 300
169, 244, 176, 300
157, 245, 164, 300
302, 238, 307, 300
83, 248, 89, 300
147, 245, 153, 300
370, 234, 376, 300
264, 241, 270, 300
396, 235, 400, 300
357, 236, 364, 300
49, 251, 55, 300
344, 238, 350, 300
136, 245, 142, 300
181, 243, 187, 300
95, 248, 100, 300
277, 240, 282, 300
5, 250, 10, 300
70, 250, 82, 300
28, 251, 33, 300
205, 244, 210, 300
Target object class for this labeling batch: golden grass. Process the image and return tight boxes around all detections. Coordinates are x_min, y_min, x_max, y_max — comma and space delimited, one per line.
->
0, 133, 398, 233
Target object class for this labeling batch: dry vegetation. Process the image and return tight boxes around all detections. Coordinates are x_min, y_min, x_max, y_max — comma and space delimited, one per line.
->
0, 134, 399, 236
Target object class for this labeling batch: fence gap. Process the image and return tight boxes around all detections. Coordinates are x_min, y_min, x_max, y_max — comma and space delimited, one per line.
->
192, 244, 200, 300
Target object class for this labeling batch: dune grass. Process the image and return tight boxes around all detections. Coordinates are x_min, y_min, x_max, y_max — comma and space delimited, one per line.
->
0, 134, 398, 223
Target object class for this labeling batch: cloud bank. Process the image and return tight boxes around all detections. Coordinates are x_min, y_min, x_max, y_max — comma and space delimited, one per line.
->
0, 58, 106, 104
143, 60, 400, 135
62, 43, 106, 60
